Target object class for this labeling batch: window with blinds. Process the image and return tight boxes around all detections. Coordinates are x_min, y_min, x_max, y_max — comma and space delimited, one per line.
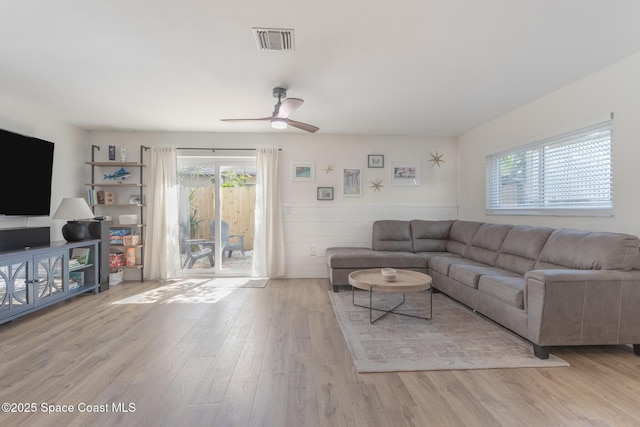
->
485, 119, 613, 216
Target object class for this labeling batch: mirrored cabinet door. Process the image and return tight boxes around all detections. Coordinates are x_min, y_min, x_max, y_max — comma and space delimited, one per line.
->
34, 249, 66, 305
0, 256, 34, 316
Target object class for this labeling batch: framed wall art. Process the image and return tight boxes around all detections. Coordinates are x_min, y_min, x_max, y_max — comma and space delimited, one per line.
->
292, 162, 315, 181
342, 167, 362, 196
368, 154, 384, 168
317, 187, 334, 200
390, 161, 420, 186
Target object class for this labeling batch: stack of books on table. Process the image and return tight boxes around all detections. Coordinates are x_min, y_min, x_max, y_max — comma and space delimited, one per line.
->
69, 248, 90, 270
68, 258, 82, 270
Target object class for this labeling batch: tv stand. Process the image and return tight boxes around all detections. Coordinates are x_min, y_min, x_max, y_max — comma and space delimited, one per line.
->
0, 239, 99, 324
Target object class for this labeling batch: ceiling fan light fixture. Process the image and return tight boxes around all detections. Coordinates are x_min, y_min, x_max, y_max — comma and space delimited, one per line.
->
271, 118, 287, 129
221, 87, 318, 133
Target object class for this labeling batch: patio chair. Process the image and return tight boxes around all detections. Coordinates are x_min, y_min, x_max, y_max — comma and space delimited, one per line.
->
209, 220, 245, 258
181, 238, 214, 268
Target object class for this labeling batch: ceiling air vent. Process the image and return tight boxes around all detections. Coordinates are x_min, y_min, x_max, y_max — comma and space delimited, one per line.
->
252, 28, 295, 51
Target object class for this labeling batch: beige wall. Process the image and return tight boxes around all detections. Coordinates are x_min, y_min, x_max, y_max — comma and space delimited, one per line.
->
458, 51, 640, 236
0, 93, 87, 241
88, 131, 459, 277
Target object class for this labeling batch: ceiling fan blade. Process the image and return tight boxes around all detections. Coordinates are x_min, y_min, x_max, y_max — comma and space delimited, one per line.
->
220, 117, 272, 122
275, 98, 304, 119
286, 119, 319, 133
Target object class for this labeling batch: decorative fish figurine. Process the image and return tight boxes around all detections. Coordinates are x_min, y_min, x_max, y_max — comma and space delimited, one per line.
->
104, 167, 132, 180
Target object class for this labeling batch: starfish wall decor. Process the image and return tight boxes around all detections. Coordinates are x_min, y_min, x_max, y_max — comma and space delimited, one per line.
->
323, 164, 334, 174
370, 179, 383, 192
430, 151, 444, 167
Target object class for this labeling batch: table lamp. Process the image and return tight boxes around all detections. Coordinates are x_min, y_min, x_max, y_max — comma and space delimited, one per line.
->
52, 198, 95, 241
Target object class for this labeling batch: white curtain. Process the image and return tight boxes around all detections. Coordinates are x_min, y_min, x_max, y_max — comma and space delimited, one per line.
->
144, 147, 182, 280
252, 148, 285, 277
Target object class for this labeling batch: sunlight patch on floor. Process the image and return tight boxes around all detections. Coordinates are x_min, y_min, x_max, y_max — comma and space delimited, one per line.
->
112, 279, 234, 304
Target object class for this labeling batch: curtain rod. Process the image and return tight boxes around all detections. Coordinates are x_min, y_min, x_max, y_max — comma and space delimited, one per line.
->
177, 147, 281, 151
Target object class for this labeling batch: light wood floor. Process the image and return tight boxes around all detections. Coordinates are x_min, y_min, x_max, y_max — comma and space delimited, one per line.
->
1, 278, 639, 427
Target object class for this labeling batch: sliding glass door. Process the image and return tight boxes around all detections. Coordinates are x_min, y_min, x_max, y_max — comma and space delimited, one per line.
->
177, 155, 256, 276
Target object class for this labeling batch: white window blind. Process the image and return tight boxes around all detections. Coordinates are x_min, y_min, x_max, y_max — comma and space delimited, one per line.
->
486, 119, 613, 216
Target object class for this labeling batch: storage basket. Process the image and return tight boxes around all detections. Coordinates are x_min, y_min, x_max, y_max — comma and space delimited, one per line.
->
109, 269, 124, 285
122, 235, 140, 246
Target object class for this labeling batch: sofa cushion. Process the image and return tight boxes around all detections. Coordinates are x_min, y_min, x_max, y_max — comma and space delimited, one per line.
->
372, 220, 413, 251
449, 263, 519, 289
326, 247, 426, 269
446, 221, 484, 256
496, 225, 554, 275
429, 255, 479, 276
326, 247, 370, 268
535, 229, 640, 271
410, 220, 454, 252
465, 223, 513, 266
478, 276, 526, 309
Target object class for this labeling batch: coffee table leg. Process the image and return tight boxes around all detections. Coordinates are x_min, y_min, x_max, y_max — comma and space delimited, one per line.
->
352, 287, 432, 324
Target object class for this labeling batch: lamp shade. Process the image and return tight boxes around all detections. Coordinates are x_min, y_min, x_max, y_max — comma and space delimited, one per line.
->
52, 198, 95, 220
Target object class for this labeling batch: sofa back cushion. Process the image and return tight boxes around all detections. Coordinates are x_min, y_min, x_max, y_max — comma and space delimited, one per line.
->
446, 221, 484, 257
410, 220, 454, 252
465, 223, 513, 266
372, 220, 413, 251
496, 225, 554, 274
535, 228, 640, 271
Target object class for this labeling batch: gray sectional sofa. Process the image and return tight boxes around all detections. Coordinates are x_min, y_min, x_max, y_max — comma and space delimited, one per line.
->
326, 219, 640, 359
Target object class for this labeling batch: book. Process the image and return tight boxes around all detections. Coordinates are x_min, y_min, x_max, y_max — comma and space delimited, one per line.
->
70, 248, 90, 266
69, 271, 84, 289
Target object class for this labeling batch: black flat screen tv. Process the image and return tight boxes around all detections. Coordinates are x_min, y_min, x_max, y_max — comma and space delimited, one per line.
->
0, 128, 55, 216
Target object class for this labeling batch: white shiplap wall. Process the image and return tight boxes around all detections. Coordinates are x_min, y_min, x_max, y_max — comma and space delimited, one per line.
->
282, 204, 458, 278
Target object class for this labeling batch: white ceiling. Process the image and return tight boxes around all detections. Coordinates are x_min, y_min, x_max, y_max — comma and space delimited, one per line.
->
3, 1, 640, 136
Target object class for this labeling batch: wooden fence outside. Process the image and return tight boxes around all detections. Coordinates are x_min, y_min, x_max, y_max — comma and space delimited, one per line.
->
189, 186, 255, 251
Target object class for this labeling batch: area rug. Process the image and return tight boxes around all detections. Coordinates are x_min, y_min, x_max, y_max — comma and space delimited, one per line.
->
200, 277, 269, 288
329, 290, 569, 372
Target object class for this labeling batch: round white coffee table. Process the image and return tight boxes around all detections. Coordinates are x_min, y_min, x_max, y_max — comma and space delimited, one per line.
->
348, 269, 432, 323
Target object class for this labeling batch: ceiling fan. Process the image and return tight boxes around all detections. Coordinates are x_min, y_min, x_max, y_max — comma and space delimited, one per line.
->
220, 87, 319, 133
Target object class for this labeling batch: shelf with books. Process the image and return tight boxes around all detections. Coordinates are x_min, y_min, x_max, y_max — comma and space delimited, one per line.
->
69, 261, 94, 271
68, 271, 85, 290
70, 247, 91, 265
